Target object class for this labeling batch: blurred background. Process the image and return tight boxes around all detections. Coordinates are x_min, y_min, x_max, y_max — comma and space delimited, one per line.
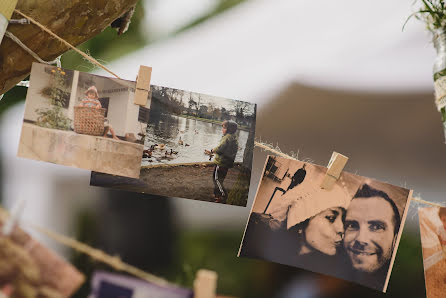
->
1, 0, 445, 297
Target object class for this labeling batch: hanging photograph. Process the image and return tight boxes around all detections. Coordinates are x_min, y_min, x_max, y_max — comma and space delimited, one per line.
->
90, 86, 256, 206
0, 207, 84, 297
238, 155, 411, 292
419, 207, 446, 298
90, 271, 193, 298
17, 63, 149, 178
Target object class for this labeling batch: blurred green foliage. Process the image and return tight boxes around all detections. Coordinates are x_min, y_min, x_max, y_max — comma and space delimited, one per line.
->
167, 228, 426, 298
177, 0, 247, 34
162, 229, 283, 298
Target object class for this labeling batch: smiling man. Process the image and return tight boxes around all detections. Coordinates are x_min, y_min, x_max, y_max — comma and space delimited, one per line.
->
343, 184, 401, 290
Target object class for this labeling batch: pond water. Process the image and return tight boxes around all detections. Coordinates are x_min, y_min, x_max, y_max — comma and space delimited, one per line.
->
143, 114, 250, 166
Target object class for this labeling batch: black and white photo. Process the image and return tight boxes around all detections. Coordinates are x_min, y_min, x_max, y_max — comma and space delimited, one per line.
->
239, 156, 411, 292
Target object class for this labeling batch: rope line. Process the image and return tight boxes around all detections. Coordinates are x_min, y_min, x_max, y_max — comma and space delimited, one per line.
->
13, 9, 121, 79
5, 31, 58, 65
411, 197, 445, 208
4, 8, 445, 287
254, 142, 444, 209
254, 141, 299, 160
28, 223, 174, 288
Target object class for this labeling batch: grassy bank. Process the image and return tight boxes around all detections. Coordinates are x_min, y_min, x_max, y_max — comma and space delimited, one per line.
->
91, 163, 249, 206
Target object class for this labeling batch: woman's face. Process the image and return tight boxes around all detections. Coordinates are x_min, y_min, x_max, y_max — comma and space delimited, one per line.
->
303, 207, 345, 256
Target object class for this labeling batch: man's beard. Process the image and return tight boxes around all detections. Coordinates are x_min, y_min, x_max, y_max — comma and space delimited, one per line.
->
347, 240, 389, 273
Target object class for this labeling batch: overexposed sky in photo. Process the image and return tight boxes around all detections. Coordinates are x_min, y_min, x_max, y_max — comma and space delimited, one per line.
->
154, 85, 256, 115
179, 90, 256, 115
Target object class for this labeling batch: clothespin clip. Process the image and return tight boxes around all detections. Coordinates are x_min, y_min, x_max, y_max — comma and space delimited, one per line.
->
2, 199, 26, 236
193, 269, 217, 298
134, 66, 152, 106
320, 152, 348, 190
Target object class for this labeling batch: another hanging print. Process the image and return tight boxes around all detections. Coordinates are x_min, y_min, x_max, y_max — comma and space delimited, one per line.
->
91, 85, 256, 207
419, 207, 446, 298
18, 63, 149, 178
239, 156, 411, 292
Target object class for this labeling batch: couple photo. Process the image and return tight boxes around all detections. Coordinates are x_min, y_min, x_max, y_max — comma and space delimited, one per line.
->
239, 156, 411, 292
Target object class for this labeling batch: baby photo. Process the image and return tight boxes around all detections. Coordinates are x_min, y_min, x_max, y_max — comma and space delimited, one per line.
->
18, 63, 150, 178
238, 156, 411, 292
419, 207, 446, 298
0, 207, 84, 297
91, 86, 256, 206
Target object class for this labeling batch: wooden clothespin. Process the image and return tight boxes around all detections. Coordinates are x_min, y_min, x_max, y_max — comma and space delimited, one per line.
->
320, 152, 348, 190
193, 269, 217, 298
134, 65, 152, 106
2, 199, 26, 236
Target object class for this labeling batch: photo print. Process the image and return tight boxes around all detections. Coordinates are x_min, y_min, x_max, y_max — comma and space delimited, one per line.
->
238, 156, 411, 292
91, 85, 256, 206
90, 271, 193, 298
419, 207, 446, 297
0, 207, 84, 297
18, 63, 151, 178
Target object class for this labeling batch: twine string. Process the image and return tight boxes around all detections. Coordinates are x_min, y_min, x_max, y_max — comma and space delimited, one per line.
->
12, 9, 121, 79
28, 223, 173, 288
3, 8, 445, 286
411, 197, 444, 208
254, 140, 299, 160
5, 31, 59, 65
254, 141, 444, 209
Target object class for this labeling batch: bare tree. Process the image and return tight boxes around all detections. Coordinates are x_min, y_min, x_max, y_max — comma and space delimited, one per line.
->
208, 102, 216, 118
231, 100, 252, 116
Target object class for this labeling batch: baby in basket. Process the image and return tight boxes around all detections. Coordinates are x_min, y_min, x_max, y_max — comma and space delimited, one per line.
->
79, 86, 119, 140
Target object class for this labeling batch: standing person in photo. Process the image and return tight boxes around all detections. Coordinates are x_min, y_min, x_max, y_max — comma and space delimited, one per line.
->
206, 120, 238, 203
287, 164, 307, 192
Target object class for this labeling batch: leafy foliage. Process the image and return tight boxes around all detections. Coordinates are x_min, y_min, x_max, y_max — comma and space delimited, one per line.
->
35, 67, 72, 130
35, 105, 72, 130
405, 0, 446, 31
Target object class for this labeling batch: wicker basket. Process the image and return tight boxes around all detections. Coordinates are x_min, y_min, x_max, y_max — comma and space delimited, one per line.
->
74, 106, 106, 136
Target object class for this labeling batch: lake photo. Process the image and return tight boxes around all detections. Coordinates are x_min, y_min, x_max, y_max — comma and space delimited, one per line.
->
91, 86, 257, 206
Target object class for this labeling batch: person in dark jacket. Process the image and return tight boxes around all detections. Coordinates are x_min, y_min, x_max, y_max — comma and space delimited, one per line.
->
287, 164, 307, 191
206, 120, 238, 203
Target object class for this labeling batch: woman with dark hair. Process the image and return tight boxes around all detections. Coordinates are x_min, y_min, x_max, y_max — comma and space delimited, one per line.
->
240, 179, 352, 275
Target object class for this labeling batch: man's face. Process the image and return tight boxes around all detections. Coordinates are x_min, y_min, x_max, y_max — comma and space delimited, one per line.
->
344, 197, 396, 273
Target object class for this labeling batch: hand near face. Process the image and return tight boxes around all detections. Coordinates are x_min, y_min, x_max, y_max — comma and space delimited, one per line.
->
344, 197, 396, 273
